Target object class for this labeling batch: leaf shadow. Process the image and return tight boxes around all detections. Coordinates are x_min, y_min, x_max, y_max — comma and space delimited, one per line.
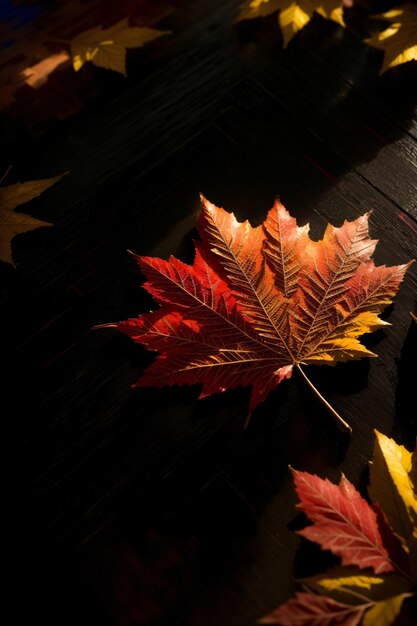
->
237, 10, 417, 174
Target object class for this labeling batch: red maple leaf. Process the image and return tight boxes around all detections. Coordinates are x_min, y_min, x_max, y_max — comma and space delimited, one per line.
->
292, 470, 393, 574
101, 196, 410, 426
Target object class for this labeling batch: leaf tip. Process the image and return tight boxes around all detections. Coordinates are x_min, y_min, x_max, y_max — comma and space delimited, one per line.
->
199, 192, 208, 204
93, 322, 118, 330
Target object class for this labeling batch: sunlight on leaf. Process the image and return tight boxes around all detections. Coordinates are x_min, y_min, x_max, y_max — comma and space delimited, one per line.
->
367, 4, 417, 73
314, 574, 384, 591
237, 0, 285, 21
304, 566, 410, 602
20, 52, 70, 89
238, 0, 345, 47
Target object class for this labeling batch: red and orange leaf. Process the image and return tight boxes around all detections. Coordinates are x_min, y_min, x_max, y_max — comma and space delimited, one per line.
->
259, 592, 366, 625
293, 470, 394, 573
103, 196, 410, 417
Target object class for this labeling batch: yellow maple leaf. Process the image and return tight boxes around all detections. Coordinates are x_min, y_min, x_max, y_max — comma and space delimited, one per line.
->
0, 173, 66, 267
71, 19, 169, 76
237, 0, 345, 47
367, 4, 417, 74
369, 430, 417, 552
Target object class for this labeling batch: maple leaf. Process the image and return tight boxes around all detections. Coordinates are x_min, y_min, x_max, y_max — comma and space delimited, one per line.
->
70, 19, 169, 76
103, 196, 410, 428
260, 432, 416, 626
0, 172, 66, 267
237, 0, 345, 47
292, 470, 393, 573
367, 4, 417, 74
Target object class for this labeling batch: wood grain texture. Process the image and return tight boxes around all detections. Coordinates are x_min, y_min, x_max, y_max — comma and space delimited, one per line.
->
1, 1, 416, 625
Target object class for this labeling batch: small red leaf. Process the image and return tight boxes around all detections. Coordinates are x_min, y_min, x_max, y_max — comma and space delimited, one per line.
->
293, 470, 393, 574
260, 592, 365, 625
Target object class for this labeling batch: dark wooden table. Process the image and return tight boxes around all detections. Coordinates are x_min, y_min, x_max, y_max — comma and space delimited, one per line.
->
1, 2, 416, 625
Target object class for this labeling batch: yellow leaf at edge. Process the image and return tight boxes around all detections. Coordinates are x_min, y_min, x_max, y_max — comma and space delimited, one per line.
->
362, 594, 410, 626
20, 52, 70, 89
73, 54, 83, 72
279, 2, 312, 48
369, 431, 417, 552
367, 4, 417, 73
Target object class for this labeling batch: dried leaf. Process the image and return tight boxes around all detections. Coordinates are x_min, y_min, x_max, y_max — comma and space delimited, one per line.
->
259, 592, 366, 625
238, 0, 345, 47
71, 19, 169, 76
367, 4, 417, 73
293, 470, 393, 573
105, 196, 410, 420
369, 430, 417, 553
0, 173, 66, 267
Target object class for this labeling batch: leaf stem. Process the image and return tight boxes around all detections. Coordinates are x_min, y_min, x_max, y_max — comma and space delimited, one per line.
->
335, 586, 373, 603
295, 363, 352, 433
0, 165, 12, 185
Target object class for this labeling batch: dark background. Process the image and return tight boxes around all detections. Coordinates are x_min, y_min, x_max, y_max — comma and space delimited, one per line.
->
1, 1, 416, 625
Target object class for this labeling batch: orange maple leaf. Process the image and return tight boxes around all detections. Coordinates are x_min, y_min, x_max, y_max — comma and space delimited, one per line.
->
101, 196, 411, 428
